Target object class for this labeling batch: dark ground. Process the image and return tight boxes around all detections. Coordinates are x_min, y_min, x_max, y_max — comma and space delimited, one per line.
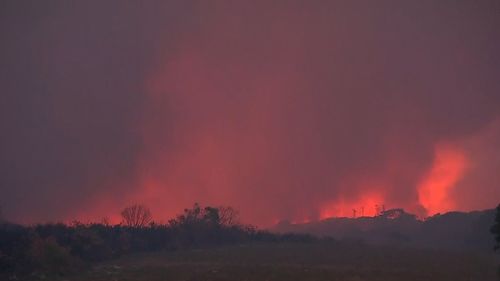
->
62, 242, 498, 281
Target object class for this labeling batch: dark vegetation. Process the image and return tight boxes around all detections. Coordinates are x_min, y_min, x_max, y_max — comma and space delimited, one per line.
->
1, 204, 499, 280
491, 204, 500, 276
0, 204, 315, 279
275, 208, 498, 251
491, 204, 500, 251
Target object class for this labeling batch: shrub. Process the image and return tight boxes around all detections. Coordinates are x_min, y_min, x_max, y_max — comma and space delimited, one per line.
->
30, 236, 81, 274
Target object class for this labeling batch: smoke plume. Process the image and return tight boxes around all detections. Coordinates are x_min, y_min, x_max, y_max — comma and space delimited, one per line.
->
1, 1, 499, 226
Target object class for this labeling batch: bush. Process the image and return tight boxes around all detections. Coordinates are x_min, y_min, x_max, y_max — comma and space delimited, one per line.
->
0, 204, 320, 276
30, 236, 81, 274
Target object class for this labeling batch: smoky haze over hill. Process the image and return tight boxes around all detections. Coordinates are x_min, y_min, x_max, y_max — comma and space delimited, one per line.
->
0, 1, 500, 226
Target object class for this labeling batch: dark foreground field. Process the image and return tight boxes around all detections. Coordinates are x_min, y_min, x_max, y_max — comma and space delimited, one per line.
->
67, 242, 498, 281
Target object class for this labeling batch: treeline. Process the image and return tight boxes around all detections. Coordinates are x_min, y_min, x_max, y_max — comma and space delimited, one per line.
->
0, 204, 317, 277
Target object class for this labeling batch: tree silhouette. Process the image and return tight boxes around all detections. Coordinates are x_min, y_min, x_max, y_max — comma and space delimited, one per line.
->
491, 204, 500, 251
121, 204, 152, 228
218, 206, 239, 226
203, 206, 220, 226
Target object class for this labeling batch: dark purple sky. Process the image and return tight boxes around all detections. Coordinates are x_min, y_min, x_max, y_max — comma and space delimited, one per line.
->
1, 1, 499, 225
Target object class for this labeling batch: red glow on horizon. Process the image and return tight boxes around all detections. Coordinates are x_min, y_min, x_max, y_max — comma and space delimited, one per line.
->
290, 217, 312, 224
69, 194, 123, 225
417, 144, 468, 216
320, 193, 385, 219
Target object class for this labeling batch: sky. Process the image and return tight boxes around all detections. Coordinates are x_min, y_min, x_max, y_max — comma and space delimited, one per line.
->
1, 1, 499, 226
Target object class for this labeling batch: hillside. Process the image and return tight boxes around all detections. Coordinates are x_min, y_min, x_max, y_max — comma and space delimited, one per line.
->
273, 208, 496, 251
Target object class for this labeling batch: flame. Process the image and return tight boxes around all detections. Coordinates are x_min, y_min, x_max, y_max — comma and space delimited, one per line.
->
320, 193, 385, 219
417, 143, 468, 216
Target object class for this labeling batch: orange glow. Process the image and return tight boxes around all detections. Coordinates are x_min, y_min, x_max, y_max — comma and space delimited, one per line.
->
291, 217, 312, 224
320, 193, 385, 219
70, 203, 122, 225
418, 144, 468, 216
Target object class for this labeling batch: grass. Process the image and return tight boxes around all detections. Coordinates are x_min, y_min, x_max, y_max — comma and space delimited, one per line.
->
66, 242, 498, 281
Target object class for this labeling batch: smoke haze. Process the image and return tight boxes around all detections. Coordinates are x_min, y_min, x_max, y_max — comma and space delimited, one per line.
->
1, 1, 499, 226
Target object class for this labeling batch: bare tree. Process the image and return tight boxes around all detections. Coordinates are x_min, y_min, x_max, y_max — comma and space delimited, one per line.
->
121, 204, 152, 227
218, 206, 239, 226
100, 216, 110, 226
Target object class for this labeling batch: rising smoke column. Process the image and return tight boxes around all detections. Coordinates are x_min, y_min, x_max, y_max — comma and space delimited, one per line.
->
417, 144, 468, 215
